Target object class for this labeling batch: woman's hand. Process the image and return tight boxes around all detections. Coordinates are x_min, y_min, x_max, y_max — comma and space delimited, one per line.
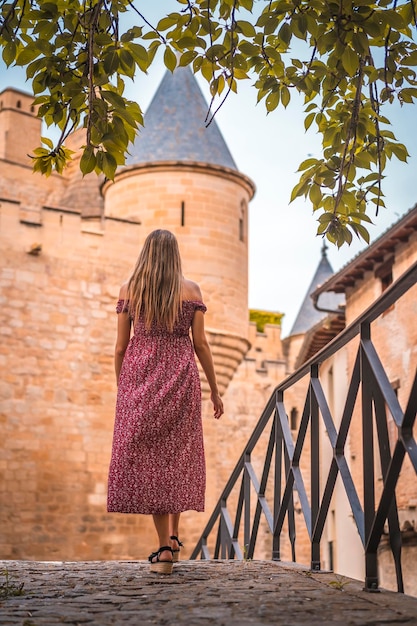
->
211, 391, 224, 419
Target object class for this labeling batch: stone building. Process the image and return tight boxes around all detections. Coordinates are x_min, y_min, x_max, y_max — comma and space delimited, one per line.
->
283, 208, 417, 594
1, 66, 416, 594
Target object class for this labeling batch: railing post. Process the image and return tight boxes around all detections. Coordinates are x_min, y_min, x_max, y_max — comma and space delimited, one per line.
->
244, 452, 251, 558
273, 401, 282, 561
361, 323, 379, 592
220, 498, 227, 559
373, 380, 404, 593
311, 364, 321, 571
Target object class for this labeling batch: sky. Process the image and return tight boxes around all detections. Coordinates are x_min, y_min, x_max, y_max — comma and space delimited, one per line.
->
1, 1, 416, 336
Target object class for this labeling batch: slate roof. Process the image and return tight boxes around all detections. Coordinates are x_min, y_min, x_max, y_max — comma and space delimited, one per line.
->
125, 65, 237, 170
289, 245, 345, 336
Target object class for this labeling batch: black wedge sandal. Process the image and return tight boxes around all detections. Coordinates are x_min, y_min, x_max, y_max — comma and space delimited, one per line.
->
170, 536, 184, 562
148, 546, 173, 574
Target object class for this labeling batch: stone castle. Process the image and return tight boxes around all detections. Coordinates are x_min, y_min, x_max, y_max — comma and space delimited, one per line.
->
1, 67, 417, 593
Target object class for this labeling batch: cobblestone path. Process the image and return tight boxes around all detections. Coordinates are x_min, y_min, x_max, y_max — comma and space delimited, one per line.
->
1, 560, 417, 625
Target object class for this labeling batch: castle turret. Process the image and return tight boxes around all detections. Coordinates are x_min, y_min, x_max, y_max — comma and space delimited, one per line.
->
284, 244, 345, 371
0, 88, 40, 166
102, 66, 256, 395
289, 244, 344, 337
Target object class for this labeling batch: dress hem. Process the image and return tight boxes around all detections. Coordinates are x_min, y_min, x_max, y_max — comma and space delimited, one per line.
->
107, 507, 205, 515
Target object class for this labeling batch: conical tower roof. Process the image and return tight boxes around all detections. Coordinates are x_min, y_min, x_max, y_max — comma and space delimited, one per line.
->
125, 65, 237, 170
289, 244, 345, 336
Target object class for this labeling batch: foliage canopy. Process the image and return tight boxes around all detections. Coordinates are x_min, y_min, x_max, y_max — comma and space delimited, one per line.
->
1, 0, 416, 246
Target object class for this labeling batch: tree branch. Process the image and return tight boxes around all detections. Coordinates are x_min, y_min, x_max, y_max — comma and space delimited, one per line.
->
85, 1, 105, 147
127, 0, 166, 44
334, 57, 365, 209
0, 0, 19, 37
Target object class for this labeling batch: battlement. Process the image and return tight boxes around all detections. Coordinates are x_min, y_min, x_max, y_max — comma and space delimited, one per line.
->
244, 320, 286, 378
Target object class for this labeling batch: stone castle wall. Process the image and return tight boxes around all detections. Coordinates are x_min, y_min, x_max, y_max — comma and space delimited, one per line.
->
0, 196, 284, 559
0, 202, 141, 559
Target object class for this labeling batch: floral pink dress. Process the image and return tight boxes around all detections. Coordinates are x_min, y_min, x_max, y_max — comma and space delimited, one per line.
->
107, 299, 207, 515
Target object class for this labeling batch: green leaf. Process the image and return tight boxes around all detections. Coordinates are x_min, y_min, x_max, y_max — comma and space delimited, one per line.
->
343, 227, 353, 245
96, 150, 118, 180
281, 85, 290, 108
263, 15, 279, 36
278, 22, 292, 46
238, 40, 259, 56
293, 14, 308, 39
349, 211, 374, 224
164, 47, 177, 72
80, 146, 97, 175
201, 58, 215, 82
265, 90, 279, 112
94, 33, 114, 47
236, 20, 256, 37
239, 0, 254, 10
15, 45, 42, 66
290, 177, 310, 202
318, 212, 335, 225
304, 112, 316, 130
179, 50, 198, 66
119, 49, 135, 78
399, 87, 417, 103
349, 221, 370, 244
388, 142, 409, 162
2, 41, 17, 66
101, 90, 126, 109
40, 136, 54, 150
298, 157, 320, 171
309, 182, 322, 208
381, 10, 406, 31
157, 16, 178, 31
127, 43, 150, 73
341, 47, 359, 77
120, 26, 143, 43
103, 50, 119, 74
26, 58, 47, 79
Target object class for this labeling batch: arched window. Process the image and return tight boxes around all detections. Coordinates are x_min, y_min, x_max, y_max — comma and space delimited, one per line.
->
16, 100, 21, 109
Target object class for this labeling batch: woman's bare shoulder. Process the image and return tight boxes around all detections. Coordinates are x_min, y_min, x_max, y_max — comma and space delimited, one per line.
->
119, 282, 129, 299
182, 278, 203, 301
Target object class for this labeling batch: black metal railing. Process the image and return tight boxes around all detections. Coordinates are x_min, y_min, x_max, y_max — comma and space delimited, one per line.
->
191, 260, 417, 593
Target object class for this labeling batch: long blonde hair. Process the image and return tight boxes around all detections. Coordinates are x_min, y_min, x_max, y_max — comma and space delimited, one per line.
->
127, 229, 183, 332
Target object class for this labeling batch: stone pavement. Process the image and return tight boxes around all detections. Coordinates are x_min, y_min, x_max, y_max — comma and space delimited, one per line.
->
1, 559, 417, 626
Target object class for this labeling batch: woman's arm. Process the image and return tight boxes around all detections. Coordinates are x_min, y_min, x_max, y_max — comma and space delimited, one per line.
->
114, 285, 131, 384
191, 309, 224, 419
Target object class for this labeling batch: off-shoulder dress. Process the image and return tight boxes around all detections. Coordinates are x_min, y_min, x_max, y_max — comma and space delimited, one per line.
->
107, 299, 207, 514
